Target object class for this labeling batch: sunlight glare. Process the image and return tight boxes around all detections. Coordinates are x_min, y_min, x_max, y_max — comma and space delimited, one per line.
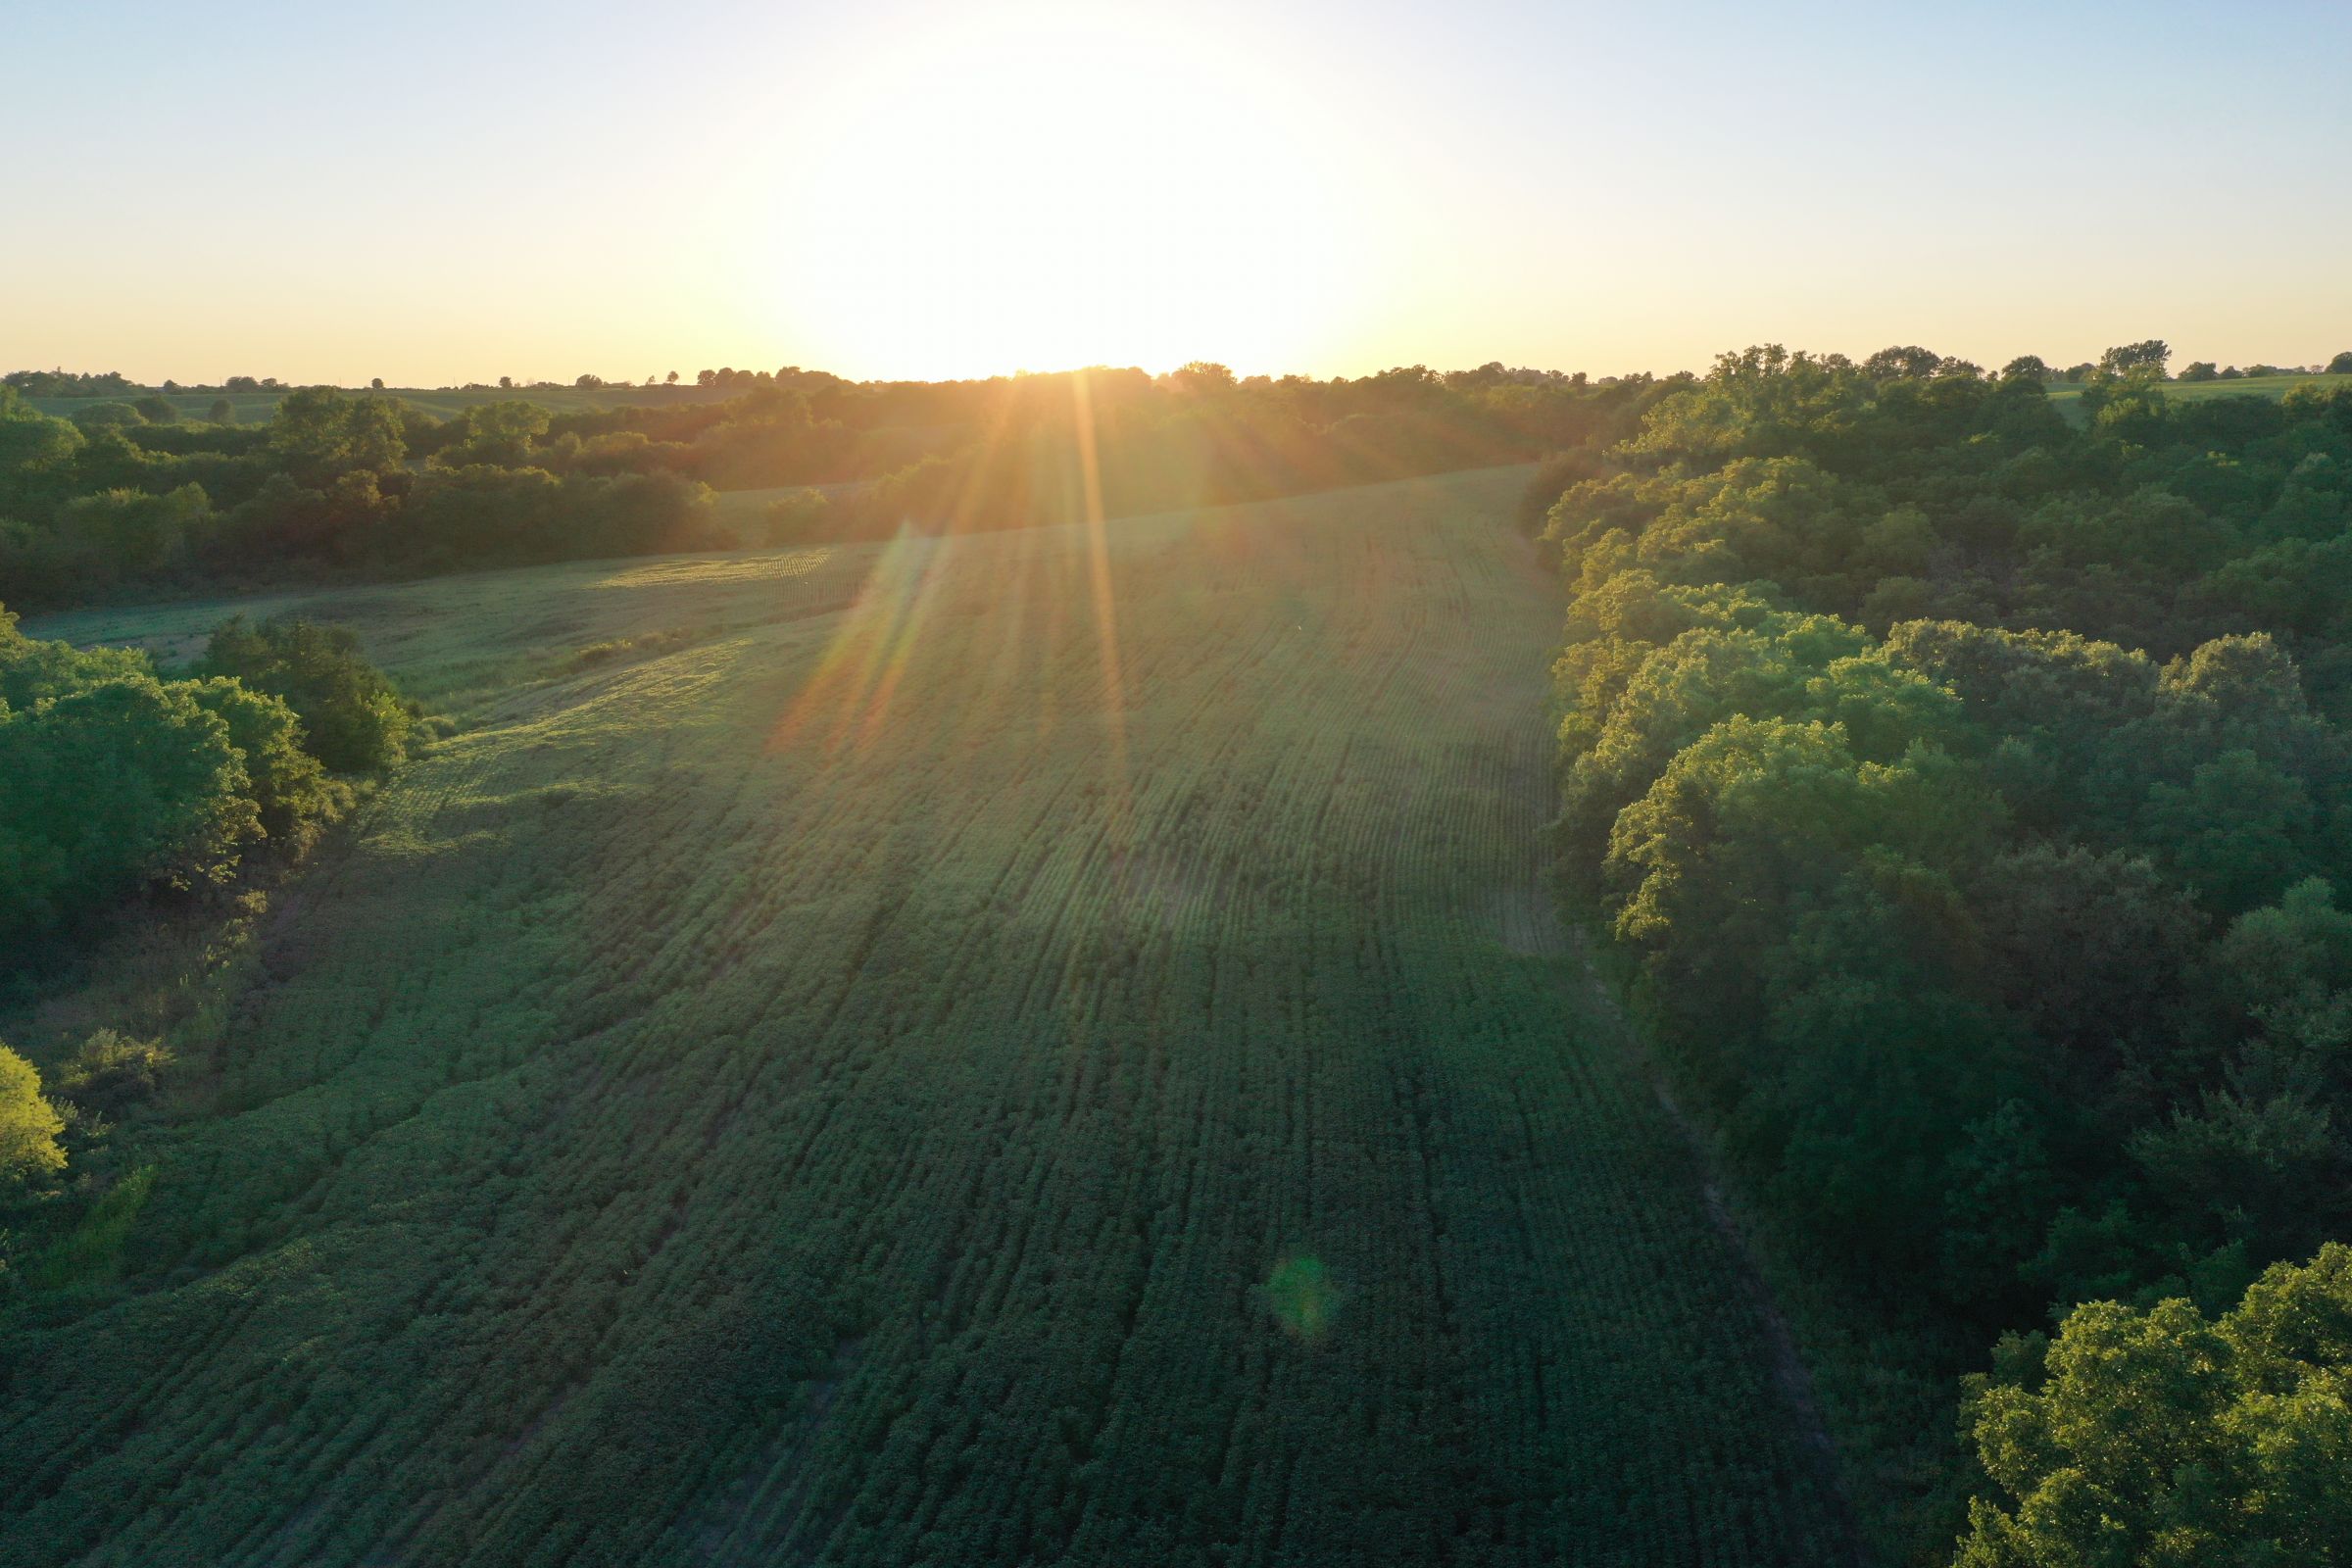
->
746, 12, 1367, 378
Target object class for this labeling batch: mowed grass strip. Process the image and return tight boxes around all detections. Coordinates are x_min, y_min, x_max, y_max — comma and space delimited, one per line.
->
2, 468, 1848, 1568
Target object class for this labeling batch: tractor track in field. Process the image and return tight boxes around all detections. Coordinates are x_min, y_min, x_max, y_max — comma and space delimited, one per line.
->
1563, 923, 1871, 1568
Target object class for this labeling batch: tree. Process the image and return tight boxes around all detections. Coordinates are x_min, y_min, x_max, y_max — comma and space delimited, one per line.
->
55, 1028, 172, 1115
0, 671, 258, 941
1863, 345, 1943, 380
1170, 362, 1238, 395
759, 487, 831, 545
1954, 1243, 2352, 1567
185, 676, 334, 843
436, 400, 548, 467
132, 394, 178, 423
2328, 352, 2352, 375
370, 376, 385, 390
268, 386, 405, 484
665, 369, 679, 385
2179, 361, 2220, 382
0, 1043, 66, 1186
2141, 749, 2317, 914
69, 402, 143, 432
207, 397, 235, 424
1997, 356, 2049, 383
2099, 339, 2172, 377
0, 389, 83, 479
195, 615, 410, 773
51, 484, 211, 587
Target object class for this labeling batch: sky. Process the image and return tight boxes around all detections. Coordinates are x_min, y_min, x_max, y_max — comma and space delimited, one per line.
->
6, 0, 2350, 386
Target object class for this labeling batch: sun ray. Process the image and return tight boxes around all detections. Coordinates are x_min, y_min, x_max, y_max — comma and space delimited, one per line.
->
1072, 369, 1131, 831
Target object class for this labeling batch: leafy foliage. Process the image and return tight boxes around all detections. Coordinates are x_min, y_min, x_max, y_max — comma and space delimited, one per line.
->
0, 1044, 65, 1187
1955, 1244, 2352, 1567
0, 603, 387, 951
195, 615, 411, 774
0, 367, 1673, 611
1531, 344, 2352, 1558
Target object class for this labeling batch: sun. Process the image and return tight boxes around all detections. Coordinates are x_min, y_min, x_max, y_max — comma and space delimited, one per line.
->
738, 12, 1369, 379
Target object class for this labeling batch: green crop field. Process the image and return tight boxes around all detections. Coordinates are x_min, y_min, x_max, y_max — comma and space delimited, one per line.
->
3, 468, 1848, 1567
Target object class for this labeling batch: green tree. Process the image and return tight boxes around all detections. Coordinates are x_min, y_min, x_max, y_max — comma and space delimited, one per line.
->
0, 387, 83, 477
68, 402, 144, 432
1864, 345, 1943, 380
195, 616, 410, 773
269, 386, 405, 484
185, 676, 335, 843
55, 1027, 173, 1114
2141, 749, 2316, 914
2099, 339, 2172, 377
1954, 1243, 2352, 1566
51, 484, 211, 587
437, 400, 550, 467
0, 675, 260, 938
0, 1044, 66, 1186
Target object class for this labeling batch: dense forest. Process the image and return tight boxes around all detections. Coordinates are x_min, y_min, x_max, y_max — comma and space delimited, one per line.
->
0, 364, 1663, 612
1529, 344, 2352, 1562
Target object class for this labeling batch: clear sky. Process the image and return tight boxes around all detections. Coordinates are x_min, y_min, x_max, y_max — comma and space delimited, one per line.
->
7, 0, 2349, 386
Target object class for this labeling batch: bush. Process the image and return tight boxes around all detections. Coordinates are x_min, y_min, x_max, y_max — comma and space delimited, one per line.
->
55, 1029, 173, 1114
0, 1044, 66, 1187
0, 670, 260, 941
196, 615, 411, 773
758, 487, 831, 545
68, 403, 144, 433
185, 675, 338, 844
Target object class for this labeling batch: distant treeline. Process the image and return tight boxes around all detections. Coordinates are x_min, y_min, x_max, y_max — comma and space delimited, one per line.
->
0, 363, 1669, 611
1530, 343, 2352, 1562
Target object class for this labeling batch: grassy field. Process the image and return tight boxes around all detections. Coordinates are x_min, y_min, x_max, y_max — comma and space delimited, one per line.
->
2043, 369, 2348, 414
4, 469, 1849, 1567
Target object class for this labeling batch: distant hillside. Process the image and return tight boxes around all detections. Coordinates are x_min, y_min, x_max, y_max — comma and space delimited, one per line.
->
2044, 369, 2351, 417
23, 382, 741, 426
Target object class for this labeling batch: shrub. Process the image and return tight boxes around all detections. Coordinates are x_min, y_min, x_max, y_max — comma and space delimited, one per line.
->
55, 1029, 174, 1114
0, 1044, 66, 1186
196, 615, 411, 773
760, 487, 831, 545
